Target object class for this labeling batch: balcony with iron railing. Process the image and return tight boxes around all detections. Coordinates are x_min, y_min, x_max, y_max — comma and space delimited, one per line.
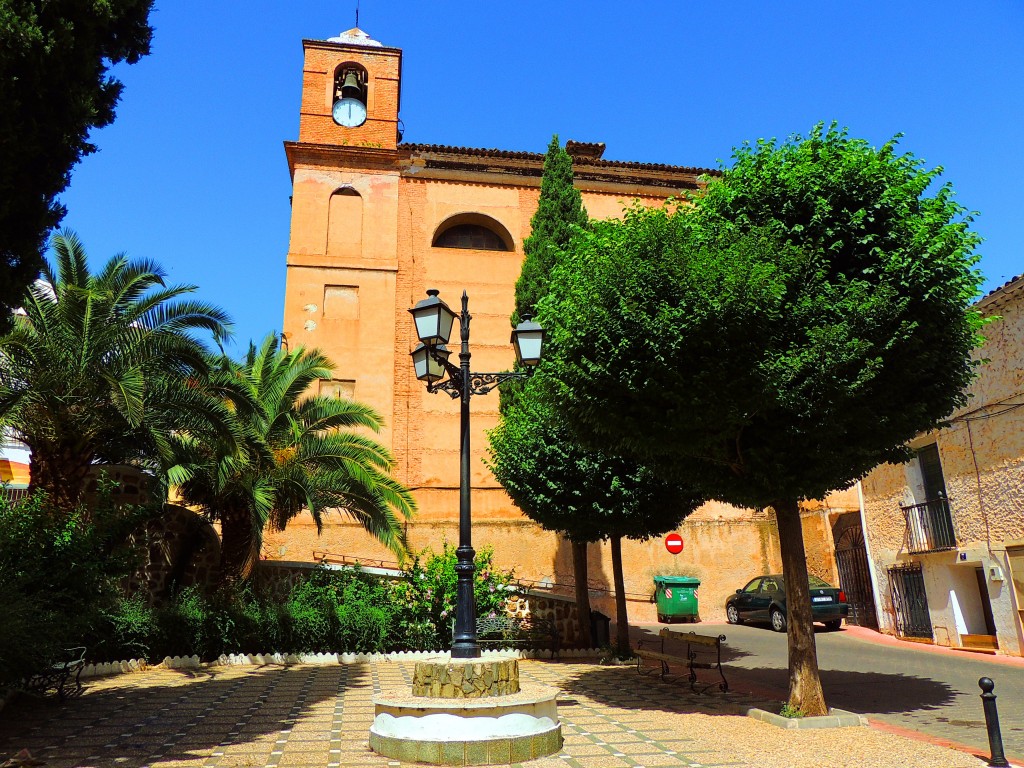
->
901, 497, 957, 554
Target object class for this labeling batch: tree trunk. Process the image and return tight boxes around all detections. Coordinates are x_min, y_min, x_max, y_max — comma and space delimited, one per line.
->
571, 539, 593, 648
610, 535, 630, 656
28, 447, 93, 515
774, 498, 828, 716
218, 505, 256, 584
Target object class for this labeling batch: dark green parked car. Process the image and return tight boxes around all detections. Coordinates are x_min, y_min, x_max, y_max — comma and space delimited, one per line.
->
725, 574, 849, 632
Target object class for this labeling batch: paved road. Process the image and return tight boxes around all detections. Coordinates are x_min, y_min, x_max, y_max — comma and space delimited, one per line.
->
639, 621, 1024, 761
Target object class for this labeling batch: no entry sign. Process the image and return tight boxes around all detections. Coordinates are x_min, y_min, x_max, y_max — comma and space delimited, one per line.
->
665, 533, 684, 554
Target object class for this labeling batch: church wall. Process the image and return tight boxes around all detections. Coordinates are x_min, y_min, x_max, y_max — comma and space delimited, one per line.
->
262, 496, 844, 625
276, 29, 849, 625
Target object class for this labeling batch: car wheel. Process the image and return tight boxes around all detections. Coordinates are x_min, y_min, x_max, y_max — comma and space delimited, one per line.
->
824, 619, 842, 631
726, 605, 742, 625
770, 608, 787, 632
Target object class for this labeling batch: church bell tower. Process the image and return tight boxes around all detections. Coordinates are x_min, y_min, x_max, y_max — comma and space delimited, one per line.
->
282, 27, 404, 450
297, 27, 402, 149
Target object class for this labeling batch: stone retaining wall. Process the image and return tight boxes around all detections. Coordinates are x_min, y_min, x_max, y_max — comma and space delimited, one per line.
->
505, 590, 584, 647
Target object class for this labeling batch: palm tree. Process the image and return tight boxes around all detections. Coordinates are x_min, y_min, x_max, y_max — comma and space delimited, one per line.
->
0, 230, 233, 511
171, 334, 416, 583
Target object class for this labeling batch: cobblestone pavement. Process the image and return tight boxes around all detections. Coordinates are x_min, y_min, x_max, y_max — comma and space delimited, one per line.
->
652, 622, 1024, 762
0, 661, 989, 768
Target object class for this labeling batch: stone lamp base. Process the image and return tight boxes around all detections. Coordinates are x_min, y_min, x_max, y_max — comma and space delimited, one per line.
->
369, 654, 563, 765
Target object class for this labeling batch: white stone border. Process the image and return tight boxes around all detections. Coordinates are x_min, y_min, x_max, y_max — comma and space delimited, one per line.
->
747, 706, 867, 729
80, 647, 606, 679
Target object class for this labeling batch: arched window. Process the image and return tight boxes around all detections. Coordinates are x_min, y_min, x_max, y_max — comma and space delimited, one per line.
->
432, 213, 513, 251
333, 62, 368, 105
327, 187, 362, 256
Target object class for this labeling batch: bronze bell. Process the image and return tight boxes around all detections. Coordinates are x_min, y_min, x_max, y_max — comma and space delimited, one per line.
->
340, 71, 362, 99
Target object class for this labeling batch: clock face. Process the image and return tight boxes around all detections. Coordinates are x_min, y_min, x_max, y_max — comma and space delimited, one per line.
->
333, 97, 367, 127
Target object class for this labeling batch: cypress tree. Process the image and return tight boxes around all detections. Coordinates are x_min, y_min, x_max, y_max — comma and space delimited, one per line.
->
513, 135, 589, 323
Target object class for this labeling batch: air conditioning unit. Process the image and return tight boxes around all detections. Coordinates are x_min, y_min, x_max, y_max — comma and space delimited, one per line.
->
990, 565, 1005, 582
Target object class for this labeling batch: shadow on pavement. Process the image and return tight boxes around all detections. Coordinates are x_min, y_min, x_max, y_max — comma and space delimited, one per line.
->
722, 664, 960, 715
0, 664, 369, 767
559, 662, 957, 718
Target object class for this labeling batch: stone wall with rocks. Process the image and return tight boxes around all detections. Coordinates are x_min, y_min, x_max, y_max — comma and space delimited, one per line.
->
127, 504, 221, 602
505, 590, 586, 648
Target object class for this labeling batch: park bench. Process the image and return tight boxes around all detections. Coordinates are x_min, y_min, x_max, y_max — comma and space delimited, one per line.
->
22, 646, 87, 701
476, 616, 560, 659
636, 628, 728, 693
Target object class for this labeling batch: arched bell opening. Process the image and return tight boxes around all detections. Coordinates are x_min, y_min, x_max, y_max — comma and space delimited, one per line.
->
332, 63, 368, 127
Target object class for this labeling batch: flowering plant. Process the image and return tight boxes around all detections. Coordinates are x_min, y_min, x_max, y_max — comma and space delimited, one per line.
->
393, 544, 514, 649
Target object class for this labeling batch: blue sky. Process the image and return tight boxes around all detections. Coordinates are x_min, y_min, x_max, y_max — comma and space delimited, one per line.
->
59, 2, 1023, 350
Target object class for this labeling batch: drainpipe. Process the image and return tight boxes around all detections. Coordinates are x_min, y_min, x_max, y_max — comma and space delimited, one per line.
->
857, 480, 885, 631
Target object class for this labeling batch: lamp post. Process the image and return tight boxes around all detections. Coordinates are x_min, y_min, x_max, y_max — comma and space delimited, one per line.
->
409, 289, 544, 658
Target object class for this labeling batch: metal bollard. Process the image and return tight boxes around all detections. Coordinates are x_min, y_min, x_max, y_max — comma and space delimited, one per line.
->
979, 677, 1010, 768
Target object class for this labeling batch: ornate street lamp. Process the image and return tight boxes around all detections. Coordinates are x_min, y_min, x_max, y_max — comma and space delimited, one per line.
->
409, 289, 544, 658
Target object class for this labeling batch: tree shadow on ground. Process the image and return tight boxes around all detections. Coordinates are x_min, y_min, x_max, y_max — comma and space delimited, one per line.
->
558, 663, 957, 718
0, 664, 370, 767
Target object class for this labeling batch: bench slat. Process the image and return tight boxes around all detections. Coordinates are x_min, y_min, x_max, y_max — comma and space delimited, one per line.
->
636, 649, 687, 664
660, 629, 725, 647
641, 631, 729, 694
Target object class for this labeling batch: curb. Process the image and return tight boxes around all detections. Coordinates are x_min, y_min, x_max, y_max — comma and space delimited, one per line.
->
81, 647, 607, 679
747, 706, 867, 729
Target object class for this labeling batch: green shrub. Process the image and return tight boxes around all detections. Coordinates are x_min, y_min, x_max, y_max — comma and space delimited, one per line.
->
0, 490, 151, 685
86, 544, 517, 661
153, 586, 210, 658
780, 702, 807, 718
336, 602, 389, 652
235, 591, 287, 653
99, 594, 157, 661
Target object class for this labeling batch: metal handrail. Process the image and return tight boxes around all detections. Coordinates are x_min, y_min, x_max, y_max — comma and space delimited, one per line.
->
311, 550, 401, 570
901, 497, 957, 553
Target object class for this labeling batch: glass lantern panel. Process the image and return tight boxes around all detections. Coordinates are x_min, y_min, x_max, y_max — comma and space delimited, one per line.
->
515, 330, 544, 366
438, 307, 456, 344
414, 310, 441, 345
412, 347, 432, 381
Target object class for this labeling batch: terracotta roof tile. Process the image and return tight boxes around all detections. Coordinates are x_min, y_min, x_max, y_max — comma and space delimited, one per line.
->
398, 143, 718, 176
978, 273, 1024, 308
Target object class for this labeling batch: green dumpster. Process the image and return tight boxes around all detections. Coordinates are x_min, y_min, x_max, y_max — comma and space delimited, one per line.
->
653, 576, 700, 623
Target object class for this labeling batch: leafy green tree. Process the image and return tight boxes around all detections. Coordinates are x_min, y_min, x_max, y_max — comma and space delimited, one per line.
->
495, 135, 700, 652
0, 0, 154, 328
542, 125, 984, 714
0, 230, 233, 511
172, 334, 416, 583
488, 381, 700, 653
503, 136, 605, 641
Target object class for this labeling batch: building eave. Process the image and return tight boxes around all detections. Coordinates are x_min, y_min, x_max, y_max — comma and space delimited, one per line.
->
977, 273, 1024, 313
399, 142, 718, 177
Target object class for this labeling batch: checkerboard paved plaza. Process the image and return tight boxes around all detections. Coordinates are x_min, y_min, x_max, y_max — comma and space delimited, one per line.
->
0, 660, 987, 768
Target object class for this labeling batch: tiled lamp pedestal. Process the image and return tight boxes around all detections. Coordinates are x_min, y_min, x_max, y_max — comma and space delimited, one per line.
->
369, 654, 563, 765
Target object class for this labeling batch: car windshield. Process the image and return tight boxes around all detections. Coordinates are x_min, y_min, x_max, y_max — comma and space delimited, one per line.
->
773, 576, 834, 589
